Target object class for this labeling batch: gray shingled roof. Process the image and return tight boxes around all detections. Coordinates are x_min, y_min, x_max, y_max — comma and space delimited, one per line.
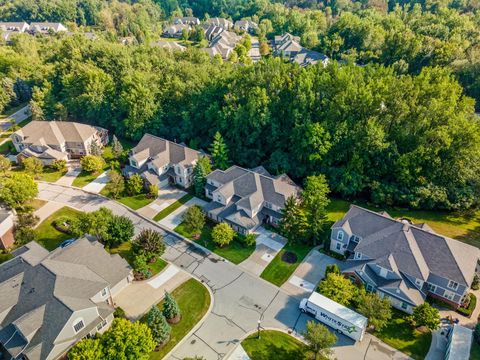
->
337, 205, 480, 286
0, 238, 130, 360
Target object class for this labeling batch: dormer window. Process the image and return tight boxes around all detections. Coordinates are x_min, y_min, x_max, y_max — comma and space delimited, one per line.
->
101, 288, 107, 296
447, 280, 459, 291
73, 319, 85, 333
355, 252, 361, 260
337, 230, 344, 241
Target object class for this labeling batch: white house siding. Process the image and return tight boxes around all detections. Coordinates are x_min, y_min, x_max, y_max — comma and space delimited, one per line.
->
110, 275, 132, 298
378, 291, 414, 314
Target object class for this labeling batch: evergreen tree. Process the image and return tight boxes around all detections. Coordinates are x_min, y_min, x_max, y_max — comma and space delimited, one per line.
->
89, 141, 102, 156
193, 156, 212, 197
163, 291, 181, 322
209, 132, 229, 170
279, 196, 308, 244
301, 175, 331, 245
112, 135, 124, 158
147, 306, 171, 346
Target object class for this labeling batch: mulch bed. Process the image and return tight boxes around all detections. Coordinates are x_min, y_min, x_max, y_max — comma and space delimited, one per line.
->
281, 251, 297, 264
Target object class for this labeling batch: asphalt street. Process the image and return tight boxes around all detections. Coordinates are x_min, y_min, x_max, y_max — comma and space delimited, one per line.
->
37, 183, 410, 360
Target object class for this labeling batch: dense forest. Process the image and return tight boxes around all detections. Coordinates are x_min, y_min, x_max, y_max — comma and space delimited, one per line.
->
1, 0, 480, 211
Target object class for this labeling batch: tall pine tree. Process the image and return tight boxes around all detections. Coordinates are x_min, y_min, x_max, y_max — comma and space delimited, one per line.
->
301, 175, 330, 245
163, 291, 181, 323
279, 196, 308, 244
147, 306, 171, 346
193, 156, 212, 196
209, 132, 229, 170
112, 135, 124, 158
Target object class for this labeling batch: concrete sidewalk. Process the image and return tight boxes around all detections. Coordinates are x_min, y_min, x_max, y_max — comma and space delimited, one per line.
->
55, 163, 81, 187
34, 201, 64, 224
82, 170, 109, 193
113, 265, 190, 320
137, 187, 186, 219
158, 197, 207, 230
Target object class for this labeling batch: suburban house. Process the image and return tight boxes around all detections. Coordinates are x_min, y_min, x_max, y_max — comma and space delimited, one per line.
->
331, 205, 480, 313
204, 28, 241, 59
28, 22, 68, 34
124, 133, 204, 189
153, 40, 186, 51
0, 238, 132, 360
11, 121, 108, 165
163, 23, 191, 38
273, 32, 329, 67
0, 209, 14, 250
173, 16, 200, 26
203, 166, 300, 234
205, 17, 233, 30
0, 21, 30, 42
234, 20, 258, 34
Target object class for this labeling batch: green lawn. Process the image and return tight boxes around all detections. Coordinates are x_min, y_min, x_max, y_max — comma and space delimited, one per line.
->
72, 169, 104, 188
373, 309, 432, 360
0, 139, 15, 154
327, 198, 480, 248
9, 167, 67, 183
117, 194, 155, 210
260, 242, 312, 286
26, 198, 47, 210
153, 194, 194, 221
242, 330, 308, 360
175, 220, 254, 264
108, 241, 167, 275
35, 206, 82, 251
146, 278, 211, 360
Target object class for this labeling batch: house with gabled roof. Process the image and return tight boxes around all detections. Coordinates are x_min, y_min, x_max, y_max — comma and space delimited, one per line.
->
124, 133, 204, 189
205, 17, 233, 30
273, 32, 329, 67
234, 20, 258, 34
11, 121, 108, 165
173, 16, 200, 26
331, 205, 480, 313
28, 22, 67, 34
0, 238, 132, 360
203, 166, 300, 234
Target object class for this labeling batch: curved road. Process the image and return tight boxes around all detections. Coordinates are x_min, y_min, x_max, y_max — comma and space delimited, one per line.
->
37, 182, 407, 360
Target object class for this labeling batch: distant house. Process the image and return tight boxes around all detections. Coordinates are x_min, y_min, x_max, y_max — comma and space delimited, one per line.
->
173, 16, 200, 26
273, 32, 329, 67
29, 22, 67, 34
11, 121, 108, 165
124, 134, 204, 189
163, 24, 191, 38
203, 166, 300, 234
0, 21, 30, 42
0, 209, 14, 249
0, 238, 132, 360
203, 28, 241, 59
332, 205, 480, 313
234, 20, 258, 34
205, 17, 233, 30
152, 40, 186, 51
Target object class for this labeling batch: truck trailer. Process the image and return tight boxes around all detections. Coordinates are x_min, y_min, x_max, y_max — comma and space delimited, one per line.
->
299, 292, 368, 342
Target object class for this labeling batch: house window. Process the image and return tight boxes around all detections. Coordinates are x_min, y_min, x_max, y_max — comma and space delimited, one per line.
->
366, 284, 374, 292
101, 288, 107, 297
447, 280, 459, 291
73, 319, 85, 333
131, 160, 138, 167
426, 283, 437, 293
355, 252, 361, 259
337, 230, 344, 241
401, 302, 408, 310
351, 235, 360, 243
336, 243, 341, 251
97, 319, 108, 331
444, 290, 455, 301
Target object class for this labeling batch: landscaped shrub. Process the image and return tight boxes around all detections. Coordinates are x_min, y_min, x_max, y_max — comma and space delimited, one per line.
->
472, 275, 480, 290
53, 216, 74, 234
113, 307, 126, 318
244, 233, 256, 247
458, 293, 477, 317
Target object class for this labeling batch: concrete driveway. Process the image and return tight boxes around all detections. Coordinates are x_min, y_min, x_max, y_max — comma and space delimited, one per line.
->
137, 186, 186, 219
281, 250, 341, 297
113, 264, 190, 320
239, 227, 287, 276
158, 197, 207, 230
55, 162, 81, 186
82, 170, 109, 193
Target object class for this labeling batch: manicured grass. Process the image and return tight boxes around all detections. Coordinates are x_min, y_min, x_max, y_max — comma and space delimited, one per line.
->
146, 278, 211, 360
241, 330, 308, 360
26, 198, 47, 210
10, 167, 67, 183
373, 309, 432, 360
471, 340, 480, 360
260, 242, 312, 286
175, 220, 255, 264
327, 198, 480, 248
108, 241, 167, 276
117, 194, 155, 210
153, 194, 194, 221
72, 169, 104, 188
35, 207, 82, 251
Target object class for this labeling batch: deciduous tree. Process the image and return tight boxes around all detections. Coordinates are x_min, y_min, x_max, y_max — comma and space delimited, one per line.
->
105, 170, 125, 199
0, 173, 38, 209
357, 293, 392, 331
127, 174, 143, 195
318, 272, 357, 306
411, 303, 440, 331
23, 157, 43, 178
303, 320, 337, 360
182, 205, 205, 234
80, 155, 105, 174
132, 229, 165, 261
0, 154, 11, 174
211, 223, 235, 247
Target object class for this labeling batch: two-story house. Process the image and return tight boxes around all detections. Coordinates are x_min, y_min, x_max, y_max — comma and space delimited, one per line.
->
0, 238, 132, 360
203, 166, 300, 234
273, 32, 329, 67
173, 17, 200, 26
234, 20, 258, 34
205, 17, 233, 30
11, 121, 108, 165
28, 22, 68, 34
331, 205, 480, 313
124, 134, 204, 189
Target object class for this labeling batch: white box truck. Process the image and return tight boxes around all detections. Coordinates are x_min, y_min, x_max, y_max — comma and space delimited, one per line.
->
299, 292, 368, 342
